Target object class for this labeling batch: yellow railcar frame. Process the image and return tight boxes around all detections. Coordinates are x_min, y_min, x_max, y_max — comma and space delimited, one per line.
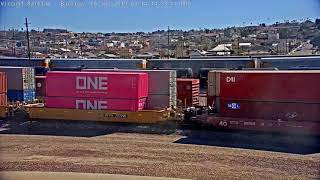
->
27, 107, 170, 124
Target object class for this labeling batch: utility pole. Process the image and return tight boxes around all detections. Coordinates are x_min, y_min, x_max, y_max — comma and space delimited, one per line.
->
25, 18, 31, 65
65, 28, 68, 51
11, 28, 16, 56
181, 36, 184, 57
79, 35, 82, 56
237, 37, 240, 56
65, 37, 68, 51
167, 26, 170, 59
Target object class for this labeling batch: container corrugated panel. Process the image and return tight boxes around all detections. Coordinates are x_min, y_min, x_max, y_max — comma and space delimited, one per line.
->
0, 66, 35, 90
147, 94, 177, 109
207, 71, 221, 97
46, 71, 148, 99
0, 72, 7, 93
45, 97, 147, 111
7, 89, 35, 102
177, 79, 200, 106
219, 99, 320, 122
0, 93, 7, 106
35, 76, 46, 97
219, 71, 320, 102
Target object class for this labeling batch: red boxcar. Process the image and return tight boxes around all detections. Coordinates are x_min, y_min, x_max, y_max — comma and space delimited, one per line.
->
46, 71, 148, 99
219, 99, 320, 122
45, 97, 147, 111
218, 71, 320, 102
177, 79, 200, 107
0, 72, 7, 94
35, 76, 46, 97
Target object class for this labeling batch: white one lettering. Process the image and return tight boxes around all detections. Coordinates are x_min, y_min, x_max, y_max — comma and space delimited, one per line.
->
98, 101, 108, 110
76, 100, 108, 110
76, 77, 86, 90
76, 100, 86, 109
76, 76, 108, 90
87, 100, 97, 110
88, 77, 98, 90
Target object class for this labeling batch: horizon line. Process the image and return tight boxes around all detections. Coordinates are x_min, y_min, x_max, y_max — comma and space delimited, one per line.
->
2, 17, 319, 34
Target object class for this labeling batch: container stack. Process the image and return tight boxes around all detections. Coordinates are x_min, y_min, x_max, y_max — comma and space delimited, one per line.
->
45, 71, 148, 111
142, 70, 176, 109
83, 69, 177, 109
208, 70, 320, 122
0, 67, 35, 103
177, 79, 200, 107
0, 72, 7, 106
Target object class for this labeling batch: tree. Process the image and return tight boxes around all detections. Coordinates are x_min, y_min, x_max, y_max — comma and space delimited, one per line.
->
311, 36, 320, 47
240, 29, 250, 37
259, 23, 266, 27
279, 28, 289, 39
316, 19, 320, 29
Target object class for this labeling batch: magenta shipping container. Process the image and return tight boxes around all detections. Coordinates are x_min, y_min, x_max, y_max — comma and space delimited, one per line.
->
45, 97, 147, 111
46, 71, 148, 99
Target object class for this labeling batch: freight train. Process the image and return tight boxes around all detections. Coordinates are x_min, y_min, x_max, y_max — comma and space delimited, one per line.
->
0, 56, 320, 135
2, 55, 320, 76
2, 55, 320, 90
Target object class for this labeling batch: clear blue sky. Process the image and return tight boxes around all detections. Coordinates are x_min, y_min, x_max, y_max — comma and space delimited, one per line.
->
1, 0, 320, 33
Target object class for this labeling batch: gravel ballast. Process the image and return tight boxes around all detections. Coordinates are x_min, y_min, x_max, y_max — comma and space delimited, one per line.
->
0, 133, 319, 179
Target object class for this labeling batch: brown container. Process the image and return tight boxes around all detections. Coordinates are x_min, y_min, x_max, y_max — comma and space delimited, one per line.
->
35, 76, 46, 98
0, 72, 7, 93
177, 79, 200, 107
219, 99, 320, 122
